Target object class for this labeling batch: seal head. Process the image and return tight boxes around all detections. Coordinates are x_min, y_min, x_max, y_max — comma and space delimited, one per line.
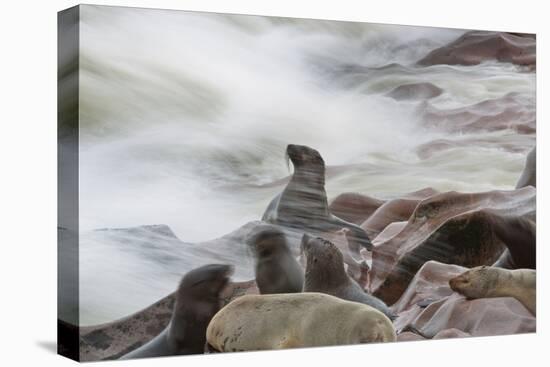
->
246, 224, 304, 294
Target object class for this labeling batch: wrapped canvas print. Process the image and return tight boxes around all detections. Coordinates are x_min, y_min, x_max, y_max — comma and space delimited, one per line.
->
58, 4, 536, 362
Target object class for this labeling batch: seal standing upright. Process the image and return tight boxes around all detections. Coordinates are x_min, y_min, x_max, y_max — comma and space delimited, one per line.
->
262, 144, 373, 256
206, 292, 395, 352
246, 224, 304, 294
301, 234, 393, 319
120, 264, 233, 359
449, 265, 536, 316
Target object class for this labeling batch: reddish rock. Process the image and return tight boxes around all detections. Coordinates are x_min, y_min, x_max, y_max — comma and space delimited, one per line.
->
433, 328, 471, 339
372, 221, 408, 246
369, 188, 535, 305
362, 188, 438, 238
422, 93, 536, 135
397, 332, 426, 342
417, 31, 536, 68
329, 192, 385, 225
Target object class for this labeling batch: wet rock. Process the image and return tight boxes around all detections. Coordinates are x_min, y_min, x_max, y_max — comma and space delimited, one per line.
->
417, 31, 536, 68
387, 82, 443, 101
369, 188, 535, 305
329, 192, 384, 225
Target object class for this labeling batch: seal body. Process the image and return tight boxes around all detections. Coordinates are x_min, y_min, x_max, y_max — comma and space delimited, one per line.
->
262, 144, 373, 255
301, 234, 393, 319
120, 264, 233, 359
449, 265, 536, 315
246, 224, 304, 294
206, 292, 395, 352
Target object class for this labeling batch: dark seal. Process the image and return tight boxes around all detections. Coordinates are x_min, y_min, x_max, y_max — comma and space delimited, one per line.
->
120, 264, 233, 359
301, 234, 394, 319
262, 144, 373, 256
246, 224, 304, 294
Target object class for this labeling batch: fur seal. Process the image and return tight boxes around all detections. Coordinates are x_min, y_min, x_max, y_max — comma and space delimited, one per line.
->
516, 146, 536, 189
246, 224, 304, 294
449, 265, 536, 316
206, 292, 396, 351
301, 234, 393, 319
120, 264, 233, 359
262, 144, 373, 256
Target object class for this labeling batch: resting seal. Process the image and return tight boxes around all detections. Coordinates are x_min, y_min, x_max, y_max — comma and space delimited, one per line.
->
301, 234, 393, 319
120, 264, 233, 359
262, 144, 373, 256
246, 224, 304, 294
449, 265, 536, 316
206, 292, 395, 351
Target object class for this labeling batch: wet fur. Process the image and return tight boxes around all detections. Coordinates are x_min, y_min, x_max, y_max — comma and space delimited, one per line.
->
301, 234, 394, 319
246, 224, 304, 294
263, 144, 373, 254
120, 264, 233, 359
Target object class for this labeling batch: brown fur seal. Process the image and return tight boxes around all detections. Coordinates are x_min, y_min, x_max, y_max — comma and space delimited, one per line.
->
262, 144, 373, 256
246, 224, 304, 294
491, 214, 536, 269
206, 292, 395, 352
449, 265, 536, 316
516, 146, 536, 189
301, 234, 393, 319
120, 264, 233, 359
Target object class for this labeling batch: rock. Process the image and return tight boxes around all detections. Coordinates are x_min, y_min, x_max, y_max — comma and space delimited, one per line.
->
391, 261, 465, 315
417, 31, 536, 68
387, 82, 443, 101
329, 192, 384, 225
369, 188, 535, 305
362, 188, 439, 238
433, 329, 471, 339
421, 93, 536, 135
397, 331, 426, 342
362, 198, 424, 238
416, 136, 533, 160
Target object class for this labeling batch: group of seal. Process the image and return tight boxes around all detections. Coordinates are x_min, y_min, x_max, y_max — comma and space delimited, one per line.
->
116, 143, 535, 358
118, 144, 396, 359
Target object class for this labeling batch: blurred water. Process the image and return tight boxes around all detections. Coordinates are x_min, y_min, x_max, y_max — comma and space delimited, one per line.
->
71, 6, 535, 324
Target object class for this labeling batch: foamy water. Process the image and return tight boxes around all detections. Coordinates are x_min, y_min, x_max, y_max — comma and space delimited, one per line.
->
67, 6, 535, 324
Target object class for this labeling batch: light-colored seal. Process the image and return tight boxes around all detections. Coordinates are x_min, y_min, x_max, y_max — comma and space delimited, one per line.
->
120, 264, 233, 359
301, 234, 394, 319
449, 265, 536, 316
206, 292, 396, 352
246, 224, 304, 294
262, 144, 373, 256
